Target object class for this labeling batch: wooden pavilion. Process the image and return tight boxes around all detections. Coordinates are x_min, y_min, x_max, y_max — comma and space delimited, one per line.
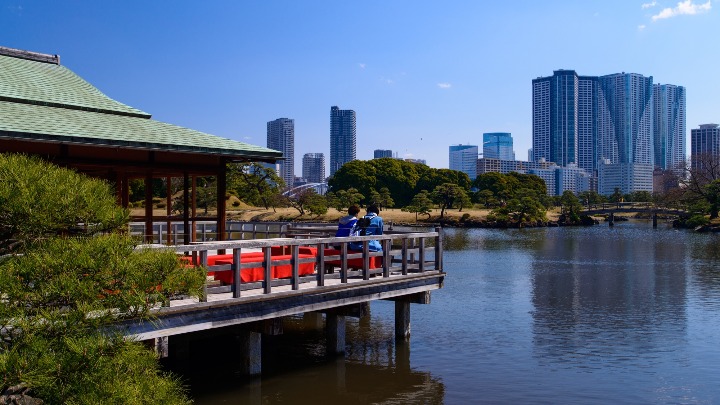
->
0, 46, 282, 243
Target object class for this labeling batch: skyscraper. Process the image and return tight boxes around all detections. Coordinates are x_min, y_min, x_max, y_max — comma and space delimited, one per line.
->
532, 70, 579, 167
266, 118, 294, 186
597, 73, 654, 194
302, 153, 326, 183
483, 132, 514, 160
449, 144, 478, 180
329, 106, 356, 177
653, 84, 686, 175
691, 124, 720, 171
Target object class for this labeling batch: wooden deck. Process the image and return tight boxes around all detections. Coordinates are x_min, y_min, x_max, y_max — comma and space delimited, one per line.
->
117, 228, 445, 349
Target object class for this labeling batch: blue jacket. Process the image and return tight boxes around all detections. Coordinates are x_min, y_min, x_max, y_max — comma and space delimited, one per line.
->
349, 213, 383, 252
335, 215, 358, 237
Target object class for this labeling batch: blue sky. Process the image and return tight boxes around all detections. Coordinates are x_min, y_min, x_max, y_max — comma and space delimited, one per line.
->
2, 1, 718, 172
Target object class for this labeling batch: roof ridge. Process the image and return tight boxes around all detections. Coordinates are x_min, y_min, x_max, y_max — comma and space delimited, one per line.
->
0, 46, 60, 65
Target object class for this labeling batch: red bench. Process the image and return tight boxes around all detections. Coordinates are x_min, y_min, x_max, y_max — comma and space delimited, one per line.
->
323, 248, 383, 270
213, 253, 316, 283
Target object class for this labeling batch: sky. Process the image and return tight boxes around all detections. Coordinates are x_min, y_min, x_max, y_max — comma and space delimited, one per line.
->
2, 0, 719, 173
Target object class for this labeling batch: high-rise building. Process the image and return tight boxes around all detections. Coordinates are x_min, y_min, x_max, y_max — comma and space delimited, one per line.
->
302, 153, 326, 183
449, 144, 478, 180
374, 149, 394, 159
329, 106, 356, 177
597, 73, 654, 194
653, 84, 686, 175
266, 118, 294, 186
691, 123, 720, 171
532, 70, 579, 168
483, 132, 514, 160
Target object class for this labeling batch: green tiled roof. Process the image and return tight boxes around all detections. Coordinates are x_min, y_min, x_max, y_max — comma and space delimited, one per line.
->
0, 53, 150, 118
0, 50, 281, 160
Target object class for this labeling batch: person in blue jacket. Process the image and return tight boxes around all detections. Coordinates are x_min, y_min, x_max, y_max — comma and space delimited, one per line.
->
335, 205, 360, 237
349, 205, 384, 252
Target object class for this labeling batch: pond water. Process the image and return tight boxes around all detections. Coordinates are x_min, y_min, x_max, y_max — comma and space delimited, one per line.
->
169, 221, 720, 404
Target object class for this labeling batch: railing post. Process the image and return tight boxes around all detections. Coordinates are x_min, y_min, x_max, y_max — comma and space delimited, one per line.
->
316, 243, 325, 286
401, 238, 408, 275
263, 247, 272, 294
434, 226, 443, 271
291, 244, 299, 290
199, 250, 208, 302
340, 243, 348, 283
233, 248, 242, 298
362, 241, 370, 280
418, 237, 425, 272
382, 239, 390, 278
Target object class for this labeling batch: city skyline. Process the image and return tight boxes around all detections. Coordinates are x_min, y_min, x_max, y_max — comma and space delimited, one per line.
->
2, 1, 718, 173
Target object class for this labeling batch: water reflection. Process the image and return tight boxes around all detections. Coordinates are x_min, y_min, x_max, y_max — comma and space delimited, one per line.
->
172, 311, 444, 404
530, 225, 689, 368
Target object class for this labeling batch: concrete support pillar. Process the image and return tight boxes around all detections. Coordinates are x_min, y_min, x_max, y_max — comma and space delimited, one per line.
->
303, 312, 324, 329
154, 336, 169, 358
395, 301, 411, 341
326, 314, 346, 355
238, 330, 262, 375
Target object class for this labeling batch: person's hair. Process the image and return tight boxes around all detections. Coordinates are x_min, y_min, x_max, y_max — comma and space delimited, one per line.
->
367, 205, 380, 215
348, 205, 360, 216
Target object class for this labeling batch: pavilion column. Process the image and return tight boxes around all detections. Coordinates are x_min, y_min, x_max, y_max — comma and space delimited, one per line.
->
144, 173, 153, 243
217, 163, 227, 242
183, 172, 190, 245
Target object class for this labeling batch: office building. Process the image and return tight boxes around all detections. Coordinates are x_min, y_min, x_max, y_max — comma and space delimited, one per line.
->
691, 123, 720, 171
302, 153, 326, 183
476, 157, 590, 196
449, 144, 479, 180
330, 106, 356, 177
374, 149, 394, 159
653, 84, 686, 175
483, 132, 514, 160
266, 118, 294, 186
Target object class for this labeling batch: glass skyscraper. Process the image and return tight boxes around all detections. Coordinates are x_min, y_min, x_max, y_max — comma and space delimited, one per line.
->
653, 84, 686, 175
266, 118, 294, 186
483, 132, 514, 160
449, 144, 478, 180
532, 70, 579, 168
329, 106, 356, 177
691, 124, 720, 172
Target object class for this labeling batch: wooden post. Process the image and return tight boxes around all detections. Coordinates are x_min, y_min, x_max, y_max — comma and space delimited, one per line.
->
418, 237, 425, 272
144, 174, 153, 243
395, 300, 411, 341
166, 176, 172, 245
238, 330, 262, 375
233, 248, 242, 298
382, 239, 390, 278
316, 243, 325, 286
263, 247, 272, 294
291, 244, 299, 290
326, 314, 346, 355
653, 212, 658, 228
340, 243, 348, 283
199, 250, 208, 302
609, 212, 615, 227
401, 238, 408, 275
191, 176, 197, 242
363, 241, 370, 280
183, 172, 190, 245
435, 226, 443, 271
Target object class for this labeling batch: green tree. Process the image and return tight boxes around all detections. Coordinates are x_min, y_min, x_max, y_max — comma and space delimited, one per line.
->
402, 190, 434, 221
559, 190, 583, 223
227, 162, 285, 211
475, 189, 495, 208
431, 183, 468, 219
328, 160, 377, 202
0, 153, 204, 404
704, 179, 720, 218
378, 187, 395, 210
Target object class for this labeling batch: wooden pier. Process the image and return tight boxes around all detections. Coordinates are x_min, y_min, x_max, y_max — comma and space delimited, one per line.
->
117, 227, 445, 375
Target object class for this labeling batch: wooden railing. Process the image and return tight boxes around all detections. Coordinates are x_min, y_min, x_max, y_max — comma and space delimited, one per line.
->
148, 227, 443, 302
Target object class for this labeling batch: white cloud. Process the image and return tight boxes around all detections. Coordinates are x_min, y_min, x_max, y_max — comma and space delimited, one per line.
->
358, 63, 366, 69
652, 0, 711, 21
642, 1, 657, 9
437, 83, 452, 89
638, 24, 647, 30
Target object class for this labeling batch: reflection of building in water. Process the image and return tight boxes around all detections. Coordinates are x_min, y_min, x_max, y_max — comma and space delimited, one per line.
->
529, 228, 688, 361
